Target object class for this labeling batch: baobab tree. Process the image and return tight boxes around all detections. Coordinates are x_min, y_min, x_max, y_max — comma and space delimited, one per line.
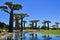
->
44, 20, 51, 30
29, 24, 32, 29
0, 2, 22, 32
14, 14, 21, 30
30, 20, 39, 29
42, 20, 46, 30
23, 20, 27, 29
55, 22, 59, 29
30, 20, 35, 29
14, 13, 29, 31
33, 20, 39, 29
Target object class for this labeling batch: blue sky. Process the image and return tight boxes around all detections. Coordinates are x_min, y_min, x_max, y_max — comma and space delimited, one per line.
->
0, 0, 60, 27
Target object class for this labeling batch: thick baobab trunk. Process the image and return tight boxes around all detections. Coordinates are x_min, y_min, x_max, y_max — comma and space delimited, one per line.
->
8, 10, 13, 32
43, 23, 46, 30
23, 22, 25, 29
30, 24, 32, 29
35, 22, 37, 29
20, 17, 23, 32
47, 23, 49, 30
32, 22, 34, 29
15, 19, 19, 30
56, 24, 58, 29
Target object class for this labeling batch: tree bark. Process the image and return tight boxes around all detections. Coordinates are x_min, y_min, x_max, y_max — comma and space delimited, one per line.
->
47, 23, 49, 30
8, 10, 13, 32
35, 22, 37, 29
32, 22, 34, 29
20, 17, 23, 32
57, 24, 58, 29
24, 22, 25, 29
15, 19, 19, 30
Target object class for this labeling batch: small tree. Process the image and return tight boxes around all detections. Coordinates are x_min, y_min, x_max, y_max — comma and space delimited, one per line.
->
41, 26, 47, 29
0, 22, 5, 28
52, 25, 56, 30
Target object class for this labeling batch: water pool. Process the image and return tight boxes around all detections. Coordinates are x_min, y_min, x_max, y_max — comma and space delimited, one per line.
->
4, 32, 60, 40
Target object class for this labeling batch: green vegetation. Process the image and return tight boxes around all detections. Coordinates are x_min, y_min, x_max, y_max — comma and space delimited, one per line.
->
0, 28, 3, 31
0, 22, 8, 32
0, 28, 7, 31
40, 30, 60, 35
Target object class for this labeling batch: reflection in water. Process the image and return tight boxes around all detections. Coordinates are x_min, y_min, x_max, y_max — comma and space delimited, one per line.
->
15, 32, 19, 40
29, 33, 38, 40
23, 32, 26, 40
5, 32, 23, 40
5, 34, 13, 40
42, 35, 52, 40
20, 32, 23, 40
35, 34, 38, 40
56, 36, 60, 37
4, 32, 60, 40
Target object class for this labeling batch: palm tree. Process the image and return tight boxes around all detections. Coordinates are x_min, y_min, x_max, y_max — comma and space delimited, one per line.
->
23, 20, 27, 29
55, 22, 59, 29
14, 13, 29, 31
44, 20, 51, 30
0, 2, 22, 32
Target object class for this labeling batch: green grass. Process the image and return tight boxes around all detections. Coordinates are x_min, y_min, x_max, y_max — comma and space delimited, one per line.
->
0, 28, 3, 31
40, 30, 60, 35
0, 28, 6, 31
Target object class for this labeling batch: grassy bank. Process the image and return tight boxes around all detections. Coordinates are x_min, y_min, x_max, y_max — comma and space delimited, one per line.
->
0, 28, 3, 31
0, 28, 7, 31
40, 30, 60, 35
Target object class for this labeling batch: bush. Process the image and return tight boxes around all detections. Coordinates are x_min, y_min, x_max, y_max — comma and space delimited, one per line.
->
0, 22, 9, 29
41, 26, 46, 29
51, 28, 56, 30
